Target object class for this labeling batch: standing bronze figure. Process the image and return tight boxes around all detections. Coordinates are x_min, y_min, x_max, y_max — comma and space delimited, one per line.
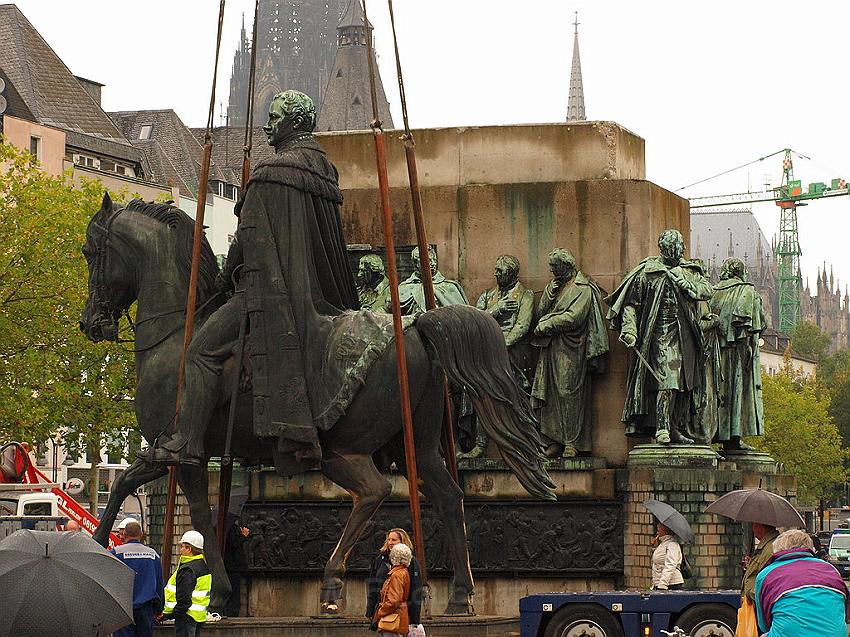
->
468, 255, 535, 458
531, 249, 609, 458
396, 246, 467, 314
605, 229, 712, 444
357, 254, 390, 312
710, 257, 765, 449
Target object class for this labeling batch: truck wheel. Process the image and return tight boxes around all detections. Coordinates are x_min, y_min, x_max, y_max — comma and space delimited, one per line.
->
544, 604, 624, 637
676, 603, 737, 637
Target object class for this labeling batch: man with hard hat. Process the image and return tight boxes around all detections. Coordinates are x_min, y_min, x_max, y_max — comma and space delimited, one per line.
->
117, 517, 139, 543
163, 530, 212, 636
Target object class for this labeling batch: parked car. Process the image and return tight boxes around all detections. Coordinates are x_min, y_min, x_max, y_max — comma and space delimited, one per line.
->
827, 529, 850, 579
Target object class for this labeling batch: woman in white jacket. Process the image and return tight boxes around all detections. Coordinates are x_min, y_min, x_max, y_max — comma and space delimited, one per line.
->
651, 523, 684, 590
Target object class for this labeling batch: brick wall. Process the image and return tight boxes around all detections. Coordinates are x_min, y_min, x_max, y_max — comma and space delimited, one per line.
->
620, 465, 796, 591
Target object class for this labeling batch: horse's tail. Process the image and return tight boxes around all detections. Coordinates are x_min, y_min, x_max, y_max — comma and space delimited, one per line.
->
415, 305, 557, 501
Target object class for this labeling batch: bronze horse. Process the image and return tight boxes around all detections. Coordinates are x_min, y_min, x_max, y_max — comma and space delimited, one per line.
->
79, 194, 555, 613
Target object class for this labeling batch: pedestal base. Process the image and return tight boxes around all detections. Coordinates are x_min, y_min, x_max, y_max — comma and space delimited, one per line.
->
719, 449, 777, 474
628, 444, 721, 469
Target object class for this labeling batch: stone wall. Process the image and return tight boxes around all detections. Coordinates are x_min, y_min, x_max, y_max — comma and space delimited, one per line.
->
318, 122, 690, 467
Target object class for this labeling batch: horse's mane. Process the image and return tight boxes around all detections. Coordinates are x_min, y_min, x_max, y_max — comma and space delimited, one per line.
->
125, 199, 220, 302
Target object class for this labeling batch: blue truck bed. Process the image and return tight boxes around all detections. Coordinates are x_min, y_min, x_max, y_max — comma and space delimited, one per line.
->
521, 590, 741, 637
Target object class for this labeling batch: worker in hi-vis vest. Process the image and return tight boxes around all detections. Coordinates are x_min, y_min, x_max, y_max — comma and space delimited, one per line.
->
163, 530, 212, 636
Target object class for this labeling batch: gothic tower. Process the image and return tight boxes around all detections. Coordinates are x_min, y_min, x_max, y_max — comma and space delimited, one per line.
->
227, 0, 346, 127
316, 0, 394, 131
566, 12, 586, 121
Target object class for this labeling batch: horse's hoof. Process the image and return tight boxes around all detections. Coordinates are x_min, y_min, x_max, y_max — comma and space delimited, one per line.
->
320, 602, 340, 615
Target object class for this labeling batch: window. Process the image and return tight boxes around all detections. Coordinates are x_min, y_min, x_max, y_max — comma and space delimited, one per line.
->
139, 124, 153, 140
23, 501, 52, 516
29, 136, 41, 160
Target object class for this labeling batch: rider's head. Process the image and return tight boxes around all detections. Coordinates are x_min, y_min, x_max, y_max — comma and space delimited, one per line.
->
411, 246, 438, 278
264, 90, 317, 146
658, 229, 685, 266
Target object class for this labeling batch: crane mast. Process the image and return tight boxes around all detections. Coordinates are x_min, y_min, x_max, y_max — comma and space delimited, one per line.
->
689, 148, 849, 333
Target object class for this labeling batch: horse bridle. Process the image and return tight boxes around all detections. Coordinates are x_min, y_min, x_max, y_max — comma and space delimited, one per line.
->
87, 204, 222, 352
88, 205, 129, 342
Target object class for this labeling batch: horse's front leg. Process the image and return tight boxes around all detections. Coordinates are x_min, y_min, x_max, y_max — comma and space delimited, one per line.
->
318, 451, 392, 615
177, 464, 232, 611
94, 459, 168, 547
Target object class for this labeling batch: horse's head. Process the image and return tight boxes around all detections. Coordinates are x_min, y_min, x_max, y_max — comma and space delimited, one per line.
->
80, 193, 136, 342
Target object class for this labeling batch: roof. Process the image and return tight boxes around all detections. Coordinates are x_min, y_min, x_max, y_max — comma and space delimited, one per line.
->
317, 40, 394, 131
0, 64, 34, 122
0, 5, 136, 157
338, 0, 372, 30
110, 110, 233, 196
191, 125, 274, 183
690, 210, 773, 271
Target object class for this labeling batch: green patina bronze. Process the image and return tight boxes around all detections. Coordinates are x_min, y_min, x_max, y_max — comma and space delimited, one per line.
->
709, 258, 766, 449
356, 254, 390, 312
606, 229, 712, 445
531, 248, 609, 458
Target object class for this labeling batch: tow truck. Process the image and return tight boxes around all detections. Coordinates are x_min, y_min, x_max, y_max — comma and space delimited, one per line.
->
0, 442, 119, 546
520, 590, 740, 637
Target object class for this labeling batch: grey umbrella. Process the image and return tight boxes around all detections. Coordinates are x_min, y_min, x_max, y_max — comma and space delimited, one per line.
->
0, 529, 134, 637
704, 488, 804, 528
642, 499, 695, 544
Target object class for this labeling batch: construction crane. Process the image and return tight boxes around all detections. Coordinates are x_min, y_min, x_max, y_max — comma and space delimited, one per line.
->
688, 149, 849, 332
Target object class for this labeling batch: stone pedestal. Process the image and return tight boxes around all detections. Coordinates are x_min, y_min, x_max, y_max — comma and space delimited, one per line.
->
621, 446, 793, 591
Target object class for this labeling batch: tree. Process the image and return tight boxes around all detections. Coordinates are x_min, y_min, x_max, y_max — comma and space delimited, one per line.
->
789, 321, 831, 362
750, 361, 848, 504
0, 141, 136, 510
819, 348, 850, 449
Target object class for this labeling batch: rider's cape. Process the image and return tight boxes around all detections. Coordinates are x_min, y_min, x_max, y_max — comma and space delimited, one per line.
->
237, 134, 359, 463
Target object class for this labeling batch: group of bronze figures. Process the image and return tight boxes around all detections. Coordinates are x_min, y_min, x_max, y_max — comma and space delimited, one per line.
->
356, 228, 766, 458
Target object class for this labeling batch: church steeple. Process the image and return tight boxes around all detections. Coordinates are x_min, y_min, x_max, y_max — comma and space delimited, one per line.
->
316, 0, 394, 131
566, 12, 586, 121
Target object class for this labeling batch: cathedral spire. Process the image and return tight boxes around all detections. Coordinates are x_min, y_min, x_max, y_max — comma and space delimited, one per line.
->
566, 12, 586, 121
317, 0, 394, 131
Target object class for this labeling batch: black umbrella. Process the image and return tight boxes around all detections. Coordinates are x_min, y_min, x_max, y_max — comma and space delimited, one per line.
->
642, 499, 695, 544
0, 530, 134, 637
704, 488, 804, 528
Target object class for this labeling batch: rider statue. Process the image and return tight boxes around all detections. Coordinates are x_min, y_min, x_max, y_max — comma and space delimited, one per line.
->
148, 90, 359, 466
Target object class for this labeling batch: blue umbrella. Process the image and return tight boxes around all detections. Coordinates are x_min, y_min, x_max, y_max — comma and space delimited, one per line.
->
0, 530, 134, 637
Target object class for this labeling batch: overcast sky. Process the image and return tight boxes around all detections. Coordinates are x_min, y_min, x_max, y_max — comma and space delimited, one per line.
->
12, 0, 850, 293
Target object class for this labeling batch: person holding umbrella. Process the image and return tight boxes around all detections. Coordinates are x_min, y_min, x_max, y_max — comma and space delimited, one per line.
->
704, 487, 802, 637
643, 500, 694, 591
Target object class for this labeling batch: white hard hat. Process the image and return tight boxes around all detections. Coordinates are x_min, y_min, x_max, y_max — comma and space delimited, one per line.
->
180, 530, 204, 551
118, 517, 139, 530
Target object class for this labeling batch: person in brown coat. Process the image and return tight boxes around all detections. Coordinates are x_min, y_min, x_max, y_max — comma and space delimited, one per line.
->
371, 543, 412, 635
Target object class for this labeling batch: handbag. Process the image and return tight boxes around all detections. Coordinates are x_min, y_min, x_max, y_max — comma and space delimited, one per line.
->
378, 612, 401, 633
735, 596, 758, 637
680, 552, 693, 580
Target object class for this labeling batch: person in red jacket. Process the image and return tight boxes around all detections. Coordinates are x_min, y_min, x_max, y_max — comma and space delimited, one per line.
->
371, 543, 412, 636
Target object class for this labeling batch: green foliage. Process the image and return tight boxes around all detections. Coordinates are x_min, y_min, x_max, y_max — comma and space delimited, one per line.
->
0, 140, 135, 462
790, 321, 831, 362
819, 348, 850, 449
751, 362, 848, 504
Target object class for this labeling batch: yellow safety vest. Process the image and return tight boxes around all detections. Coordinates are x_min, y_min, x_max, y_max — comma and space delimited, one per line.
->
164, 553, 212, 623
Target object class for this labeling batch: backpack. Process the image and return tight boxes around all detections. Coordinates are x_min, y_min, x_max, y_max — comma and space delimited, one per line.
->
680, 551, 693, 580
